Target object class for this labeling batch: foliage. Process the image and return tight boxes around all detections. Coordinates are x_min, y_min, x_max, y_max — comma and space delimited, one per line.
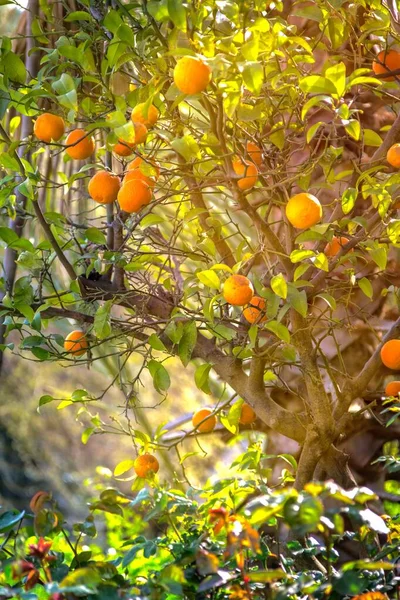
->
1, 448, 400, 600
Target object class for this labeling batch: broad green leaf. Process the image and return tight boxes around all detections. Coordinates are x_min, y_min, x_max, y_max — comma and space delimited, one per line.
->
363, 129, 383, 147
114, 459, 136, 477
271, 273, 287, 299
265, 320, 290, 343
197, 269, 220, 289
345, 120, 360, 141
94, 300, 112, 340
358, 277, 373, 299
194, 362, 212, 394
368, 247, 387, 270
168, 0, 187, 30
316, 293, 337, 310
290, 249, 315, 263
288, 289, 308, 317
306, 121, 325, 144
148, 333, 167, 351
148, 359, 170, 393
52, 73, 78, 112
86, 227, 107, 245
341, 187, 357, 214
313, 252, 329, 272
325, 62, 346, 97
3, 52, 26, 84
243, 62, 263, 94
178, 321, 197, 367
299, 76, 337, 95
64, 11, 93, 21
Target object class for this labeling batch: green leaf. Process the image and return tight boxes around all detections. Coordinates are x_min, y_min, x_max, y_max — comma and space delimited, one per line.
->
341, 187, 357, 214
147, 0, 169, 20
64, 10, 93, 21
290, 249, 315, 263
271, 273, 287, 299
265, 320, 290, 343
82, 427, 94, 445
243, 62, 264, 94
52, 73, 78, 112
368, 247, 387, 271
94, 300, 112, 340
288, 289, 308, 317
325, 62, 346, 97
148, 333, 167, 351
299, 76, 337, 95
140, 214, 165, 228
363, 128, 383, 147
197, 269, 220, 289
86, 227, 107, 245
114, 459, 136, 476
194, 362, 212, 394
345, 120, 360, 141
306, 121, 325, 144
3, 52, 26, 84
168, 0, 187, 30
0, 510, 25, 532
148, 359, 170, 393
358, 277, 373, 299
178, 321, 197, 367
292, 4, 323, 21
316, 293, 337, 310
313, 252, 329, 272
171, 136, 201, 161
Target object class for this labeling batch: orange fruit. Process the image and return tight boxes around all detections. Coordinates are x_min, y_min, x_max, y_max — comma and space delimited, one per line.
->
285, 193, 322, 229
131, 103, 159, 127
124, 170, 156, 189
372, 50, 400, 80
65, 129, 95, 160
64, 330, 88, 356
381, 340, 400, 370
232, 159, 258, 190
324, 236, 353, 257
132, 121, 148, 144
134, 454, 159, 478
117, 179, 152, 213
88, 171, 120, 204
246, 141, 263, 167
192, 409, 216, 433
385, 381, 400, 396
239, 403, 256, 425
127, 157, 160, 179
113, 140, 135, 157
243, 296, 267, 324
173, 56, 211, 95
387, 144, 400, 168
34, 113, 65, 142
223, 274, 254, 306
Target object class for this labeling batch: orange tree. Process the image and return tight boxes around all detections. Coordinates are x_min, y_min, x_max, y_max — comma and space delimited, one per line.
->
2, 0, 400, 493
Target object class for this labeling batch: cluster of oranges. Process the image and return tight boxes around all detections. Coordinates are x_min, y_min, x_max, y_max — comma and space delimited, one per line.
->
381, 340, 400, 398
222, 274, 266, 324
192, 404, 256, 434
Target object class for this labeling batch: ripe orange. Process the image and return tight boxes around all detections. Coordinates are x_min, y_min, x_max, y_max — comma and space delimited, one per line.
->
239, 403, 256, 425
372, 49, 400, 80
232, 159, 258, 190
246, 141, 263, 167
125, 158, 160, 188
117, 179, 152, 213
285, 193, 322, 229
223, 274, 254, 306
324, 236, 353, 257
173, 56, 211, 95
134, 454, 159, 478
387, 144, 400, 168
385, 381, 400, 396
192, 409, 216, 433
65, 129, 95, 160
243, 296, 267, 324
34, 113, 65, 142
113, 140, 135, 157
131, 103, 159, 127
132, 121, 148, 144
88, 171, 120, 204
381, 340, 400, 370
64, 330, 88, 356
124, 170, 156, 189
128, 157, 160, 179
